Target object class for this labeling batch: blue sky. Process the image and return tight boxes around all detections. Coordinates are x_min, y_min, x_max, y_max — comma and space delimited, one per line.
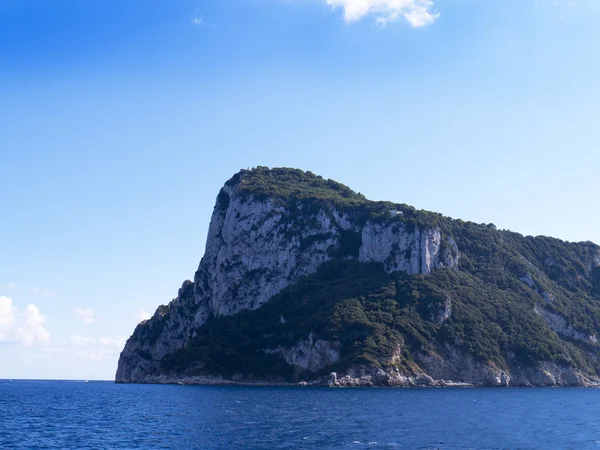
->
1, 0, 600, 380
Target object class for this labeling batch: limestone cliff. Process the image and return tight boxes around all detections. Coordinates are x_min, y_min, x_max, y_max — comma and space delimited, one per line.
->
116, 167, 600, 387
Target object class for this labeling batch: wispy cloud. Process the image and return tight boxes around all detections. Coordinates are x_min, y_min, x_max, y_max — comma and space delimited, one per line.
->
74, 308, 99, 325
31, 287, 51, 297
67, 334, 124, 361
8, 282, 15, 290
0, 296, 50, 345
325, 0, 439, 27
69, 334, 96, 347
99, 336, 125, 348
74, 347, 117, 361
41, 346, 67, 354
68, 334, 123, 348
191, 7, 205, 26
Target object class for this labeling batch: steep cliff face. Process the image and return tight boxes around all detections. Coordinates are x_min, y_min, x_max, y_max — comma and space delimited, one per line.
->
117, 167, 600, 386
195, 180, 459, 320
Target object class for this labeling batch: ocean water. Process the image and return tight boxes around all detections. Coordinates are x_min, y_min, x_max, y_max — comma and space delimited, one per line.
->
2, 381, 600, 449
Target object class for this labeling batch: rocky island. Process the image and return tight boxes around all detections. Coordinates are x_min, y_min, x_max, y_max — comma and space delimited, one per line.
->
116, 167, 600, 387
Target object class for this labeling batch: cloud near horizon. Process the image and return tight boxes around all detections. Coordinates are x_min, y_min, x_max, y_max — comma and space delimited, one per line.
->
67, 334, 125, 361
74, 308, 99, 324
69, 334, 124, 348
31, 287, 51, 297
325, 0, 439, 27
0, 296, 50, 345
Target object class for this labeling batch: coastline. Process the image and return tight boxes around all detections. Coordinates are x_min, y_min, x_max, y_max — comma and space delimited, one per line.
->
114, 377, 474, 388
115, 373, 600, 388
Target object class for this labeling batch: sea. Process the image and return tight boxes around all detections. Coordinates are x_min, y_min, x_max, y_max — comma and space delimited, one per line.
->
1, 380, 600, 449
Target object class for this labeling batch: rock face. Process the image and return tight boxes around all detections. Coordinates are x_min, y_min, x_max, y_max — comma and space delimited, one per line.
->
197, 182, 458, 320
116, 167, 600, 387
359, 225, 457, 274
534, 305, 598, 344
265, 333, 341, 375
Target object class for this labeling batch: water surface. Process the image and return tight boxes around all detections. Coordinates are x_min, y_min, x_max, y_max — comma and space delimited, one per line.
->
1, 380, 600, 449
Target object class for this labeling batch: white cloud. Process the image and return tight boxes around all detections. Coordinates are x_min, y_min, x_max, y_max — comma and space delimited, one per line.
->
99, 336, 125, 348
74, 308, 99, 324
0, 296, 50, 345
8, 282, 15, 289
191, 6, 204, 26
325, 0, 439, 27
44, 334, 125, 364
69, 334, 123, 347
31, 287, 51, 297
69, 334, 96, 347
41, 346, 67, 354
75, 347, 117, 361
134, 309, 151, 323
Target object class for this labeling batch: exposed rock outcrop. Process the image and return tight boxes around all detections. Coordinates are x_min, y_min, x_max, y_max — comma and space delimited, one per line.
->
265, 333, 341, 375
534, 305, 597, 344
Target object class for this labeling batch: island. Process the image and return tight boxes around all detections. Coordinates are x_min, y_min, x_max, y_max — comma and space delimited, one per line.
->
116, 167, 600, 387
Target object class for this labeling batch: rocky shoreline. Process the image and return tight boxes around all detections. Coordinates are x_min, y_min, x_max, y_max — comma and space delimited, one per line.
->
115, 369, 600, 388
114, 374, 476, 388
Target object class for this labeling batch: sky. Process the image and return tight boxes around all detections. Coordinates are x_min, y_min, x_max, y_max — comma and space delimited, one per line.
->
1, 0, 600, 380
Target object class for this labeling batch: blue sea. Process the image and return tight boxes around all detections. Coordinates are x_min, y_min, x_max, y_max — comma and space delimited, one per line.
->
2, 381, 600, 449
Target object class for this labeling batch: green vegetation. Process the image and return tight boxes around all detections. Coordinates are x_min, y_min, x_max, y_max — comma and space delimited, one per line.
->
162, 261, 421, 379
162, 256, 600, 381
227, 166, 453, 231
228, 166, 366, 206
